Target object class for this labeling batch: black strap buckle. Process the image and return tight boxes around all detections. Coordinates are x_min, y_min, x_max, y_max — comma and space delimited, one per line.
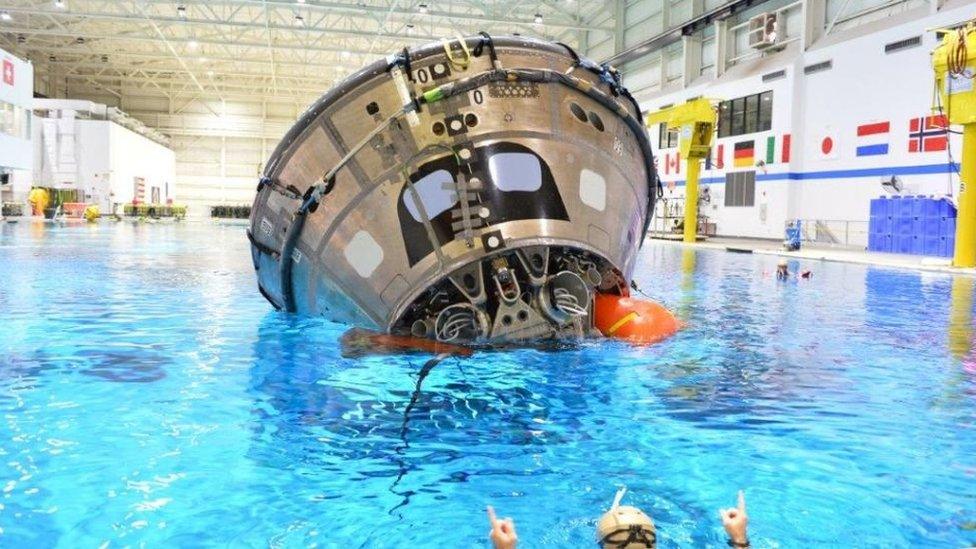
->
598, 524, 656, 548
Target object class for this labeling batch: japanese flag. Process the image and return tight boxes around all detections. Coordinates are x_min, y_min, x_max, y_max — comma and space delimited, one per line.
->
817, 131, 839, 160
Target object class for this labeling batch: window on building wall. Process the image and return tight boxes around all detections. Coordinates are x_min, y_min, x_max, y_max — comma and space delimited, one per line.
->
658, 124, 679, 149
724, 171, 756, 207
717, 91, 773, 138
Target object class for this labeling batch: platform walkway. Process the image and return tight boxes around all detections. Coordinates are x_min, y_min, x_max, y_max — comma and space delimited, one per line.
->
651, 235, 976, 276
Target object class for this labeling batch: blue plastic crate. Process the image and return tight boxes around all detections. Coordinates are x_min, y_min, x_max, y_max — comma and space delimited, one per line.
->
920, 216, 942, 236
912, 196, 927, 217
869, 216, 890, 235
896, 196, 915, 219
938, 198, 957, 218
879, 233, 893, 252
943, 217, 956, 238
923, 234, 944, 256
911, 234, 924, 255
868, 233, 893, 253
894, 234, 914, 254
912, 216, 924, 238
894, 216, 914, 235
946, 235, 956, 257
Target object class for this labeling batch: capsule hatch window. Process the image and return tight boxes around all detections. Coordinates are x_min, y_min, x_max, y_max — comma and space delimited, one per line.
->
487, 153, 542, 192
403, 169, 458, 222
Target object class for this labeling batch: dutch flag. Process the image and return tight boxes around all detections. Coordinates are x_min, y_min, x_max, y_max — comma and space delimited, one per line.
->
855, 121, 890, 156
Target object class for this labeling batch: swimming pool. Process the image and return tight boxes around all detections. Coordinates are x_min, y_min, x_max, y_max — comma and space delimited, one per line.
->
0, 220, 973, 547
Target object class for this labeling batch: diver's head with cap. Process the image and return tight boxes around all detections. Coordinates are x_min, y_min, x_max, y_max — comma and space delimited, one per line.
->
596, 488, 656, 548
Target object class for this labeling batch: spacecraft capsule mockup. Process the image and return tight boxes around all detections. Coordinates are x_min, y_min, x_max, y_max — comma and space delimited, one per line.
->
248, 34, 660, 343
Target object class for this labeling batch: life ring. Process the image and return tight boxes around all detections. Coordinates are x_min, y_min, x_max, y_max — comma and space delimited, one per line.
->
594, 293, 681, 344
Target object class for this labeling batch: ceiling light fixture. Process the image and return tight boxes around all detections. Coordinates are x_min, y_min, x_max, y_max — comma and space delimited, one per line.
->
0, 11, 12, 21
188, 39, 198, 49
54, 0, 66, 9
418, 3, 428, 14
177, 5, 187, 19
294, 14, 305, 26
341, 50, 351, 59
533, 13, 543, 24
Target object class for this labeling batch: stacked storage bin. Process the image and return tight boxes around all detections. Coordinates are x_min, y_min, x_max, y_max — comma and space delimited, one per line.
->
868, 196, 956, 257
868, 197, 893, 252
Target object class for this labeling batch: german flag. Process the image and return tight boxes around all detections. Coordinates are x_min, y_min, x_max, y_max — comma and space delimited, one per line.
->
733, 140, 755, 168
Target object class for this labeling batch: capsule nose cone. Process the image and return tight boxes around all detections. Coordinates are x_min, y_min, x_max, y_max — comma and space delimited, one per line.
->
593, 293, 681, 344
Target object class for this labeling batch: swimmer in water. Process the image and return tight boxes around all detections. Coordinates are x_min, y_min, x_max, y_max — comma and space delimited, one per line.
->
776, 260, 790, 281
775, 260, 812, 281
487, 489, 750, 548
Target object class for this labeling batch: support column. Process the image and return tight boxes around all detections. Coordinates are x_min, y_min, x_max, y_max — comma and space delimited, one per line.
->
681, 34, 702, 87
803, 0, 827, 50
683, 158, 701, 243
613, 0, 625, 55
714, 19, 728, 77
954, 123, 976, 267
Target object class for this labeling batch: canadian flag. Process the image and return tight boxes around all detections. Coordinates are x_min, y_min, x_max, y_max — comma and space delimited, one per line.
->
664, 151, 681, 175
2, 59, 13, 86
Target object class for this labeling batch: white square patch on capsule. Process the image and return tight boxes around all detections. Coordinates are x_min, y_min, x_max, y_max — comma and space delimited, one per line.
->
343, 230, 384, 278
579, 169, 606, 211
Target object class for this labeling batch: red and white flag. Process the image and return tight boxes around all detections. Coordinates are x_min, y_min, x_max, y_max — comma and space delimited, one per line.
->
664, 151, 681, 175
908, 115, 948, 153
817, 131, 839, 160
2, 59, 13, 86
705, 143, 724, 170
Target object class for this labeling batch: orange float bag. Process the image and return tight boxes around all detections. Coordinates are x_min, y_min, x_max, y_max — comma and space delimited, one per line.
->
594, 294, 681, 344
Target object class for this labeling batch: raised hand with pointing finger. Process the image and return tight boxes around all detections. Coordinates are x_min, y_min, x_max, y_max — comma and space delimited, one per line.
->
487, 505, 518, 549
719, 490, 750, 548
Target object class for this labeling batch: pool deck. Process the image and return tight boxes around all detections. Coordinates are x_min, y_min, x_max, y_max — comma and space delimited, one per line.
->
652, 235, 976, 276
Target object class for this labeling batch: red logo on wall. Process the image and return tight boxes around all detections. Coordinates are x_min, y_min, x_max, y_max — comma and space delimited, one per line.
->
2, 59, 13, 86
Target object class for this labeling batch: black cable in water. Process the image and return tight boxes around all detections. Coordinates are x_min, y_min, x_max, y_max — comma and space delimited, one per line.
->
387, 352, 453, 516
398, 352, 451, 443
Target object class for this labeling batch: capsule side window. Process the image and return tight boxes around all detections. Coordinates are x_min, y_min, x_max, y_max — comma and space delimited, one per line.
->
487, 153, 542, 192
403, 169, 458, 222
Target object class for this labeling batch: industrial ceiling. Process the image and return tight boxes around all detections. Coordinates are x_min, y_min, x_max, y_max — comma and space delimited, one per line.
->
0, 0, 613, 104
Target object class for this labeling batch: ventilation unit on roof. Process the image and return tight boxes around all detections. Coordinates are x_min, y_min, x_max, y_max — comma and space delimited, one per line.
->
748, 13, 779, 50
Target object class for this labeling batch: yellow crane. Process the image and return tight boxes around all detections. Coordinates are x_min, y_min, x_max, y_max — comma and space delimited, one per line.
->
933, 22, 976, 267
645, 98, 718, 243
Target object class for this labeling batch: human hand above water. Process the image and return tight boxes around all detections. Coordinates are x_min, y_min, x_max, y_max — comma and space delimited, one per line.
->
719, 490, 749, 546
487, 505, 518, 549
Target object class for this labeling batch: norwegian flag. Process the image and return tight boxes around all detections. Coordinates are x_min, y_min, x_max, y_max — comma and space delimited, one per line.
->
908, 115, 948, 153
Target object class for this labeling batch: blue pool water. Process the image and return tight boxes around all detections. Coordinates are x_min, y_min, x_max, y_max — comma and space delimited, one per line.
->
0, 220, 974, 547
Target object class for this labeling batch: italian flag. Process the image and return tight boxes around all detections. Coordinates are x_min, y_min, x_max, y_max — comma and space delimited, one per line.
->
765, 134, 791, 164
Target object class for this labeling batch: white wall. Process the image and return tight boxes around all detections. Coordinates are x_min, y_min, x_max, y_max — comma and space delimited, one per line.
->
108, 122, 176, 207
30, 116, 175, 211
0, 46, 34, 202
636, 1, 971, 242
